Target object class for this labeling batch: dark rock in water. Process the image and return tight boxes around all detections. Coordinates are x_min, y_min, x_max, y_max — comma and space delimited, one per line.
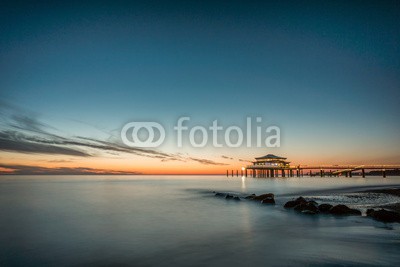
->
253, 193, 275, 201
284, 200, 298, 208
366, 209, 375, 216
233, 196, 241, 201
261, 197, 275, 204
284, 196, 308, 209
308, 200, 318, 206
215, 192, 225, 197
294, 202, 318, 213
318, 203, 333, 213
329, 205, 361, 216
367, 209, 400, 223
295, 197, 308, 204
225, 194, 234, 199
245, 194, 256, 199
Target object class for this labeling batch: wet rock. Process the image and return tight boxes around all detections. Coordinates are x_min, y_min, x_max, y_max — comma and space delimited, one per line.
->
308, 200, 318, 206
261, 197, 275, 204
284, 196, 308, 208
366, 209, 375, 216
215, 192, 225, 197
295, 197, 308, 204
225, 194, 234, 199
367, 209, 400, 223
233, 196, 241, 201
245, 194, 256, 199
329, 205, 361, 216
284, 200, 298, 208
318, 203, 333, 213
253, 193, 275, 201
294, 202, 318, 213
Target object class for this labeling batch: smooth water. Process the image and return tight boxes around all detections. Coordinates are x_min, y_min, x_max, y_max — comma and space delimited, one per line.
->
1, 175, 400, 266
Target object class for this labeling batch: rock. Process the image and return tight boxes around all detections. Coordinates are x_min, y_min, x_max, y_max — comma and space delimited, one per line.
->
253, 193, 275, 201
244, 194, 256, 199
225, 194, 234, 199
295, 197, 308, 204
318, 203, 333, 213
215, 192, 225, 197
261, 197, 275, 204
284, 200, 298, 208
294, 202, 318, 213
233, 196, 241, 201
308, 200, 318, 206
329, 204, 361, 216
284, 196, 308, 209
367, 209, 400, 223
366, 209, 375, 216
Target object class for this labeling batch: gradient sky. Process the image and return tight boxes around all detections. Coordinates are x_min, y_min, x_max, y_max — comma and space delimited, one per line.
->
1, 0, 399, 174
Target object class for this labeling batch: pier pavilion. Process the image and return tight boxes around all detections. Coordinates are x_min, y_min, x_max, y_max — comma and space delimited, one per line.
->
246, 154, 294, 177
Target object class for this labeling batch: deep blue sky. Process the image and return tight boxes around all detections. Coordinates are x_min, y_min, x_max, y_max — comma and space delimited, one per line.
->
1, 0, 399, 170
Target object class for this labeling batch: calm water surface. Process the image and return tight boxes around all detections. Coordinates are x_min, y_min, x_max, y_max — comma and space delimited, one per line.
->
1, 175, 400, 266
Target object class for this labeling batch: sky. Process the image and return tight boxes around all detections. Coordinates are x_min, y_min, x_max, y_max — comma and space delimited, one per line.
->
0, 0, 399, 174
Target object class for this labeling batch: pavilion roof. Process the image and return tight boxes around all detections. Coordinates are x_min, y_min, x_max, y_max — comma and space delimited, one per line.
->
255, 154, 287, 160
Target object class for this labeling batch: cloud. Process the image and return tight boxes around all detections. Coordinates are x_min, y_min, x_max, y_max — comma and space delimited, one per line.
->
221, 155, 233, 160
0, 131, 90, 157
0, 164, 141, 175
189, 157, 229, 166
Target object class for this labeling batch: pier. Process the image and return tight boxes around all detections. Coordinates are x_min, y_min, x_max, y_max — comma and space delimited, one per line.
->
227, 154, 400, 178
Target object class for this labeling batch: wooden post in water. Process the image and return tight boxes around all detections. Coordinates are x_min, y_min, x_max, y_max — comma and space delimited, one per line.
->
245, 169, 247, 177
362, 169, 365, 178
231, 170, 233, 177
271, 169, 275, 177
236, 170, 238, 177
349, 171, 352, 177
320, 169, 323, 177
383, 169, 386, 178
226, 170, 228, 177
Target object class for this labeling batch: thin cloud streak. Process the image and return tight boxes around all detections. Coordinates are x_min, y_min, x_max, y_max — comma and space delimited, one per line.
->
0, 164, 142, 175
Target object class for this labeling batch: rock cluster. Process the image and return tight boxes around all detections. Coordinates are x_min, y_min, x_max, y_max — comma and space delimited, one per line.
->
214, 192, 241, 201
284, 197, 361, 216
366, 209, 400, 223
214, 192, 276, 204
214, 191, 400, 223
245, 193, 275, 204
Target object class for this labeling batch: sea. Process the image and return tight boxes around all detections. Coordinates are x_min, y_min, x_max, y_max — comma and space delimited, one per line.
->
1, 175, 400, 266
